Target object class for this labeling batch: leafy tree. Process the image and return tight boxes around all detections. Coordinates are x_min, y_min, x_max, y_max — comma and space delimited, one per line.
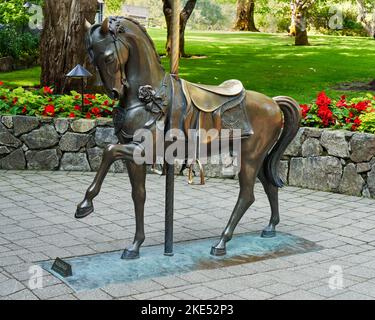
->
0, 0, 43, 28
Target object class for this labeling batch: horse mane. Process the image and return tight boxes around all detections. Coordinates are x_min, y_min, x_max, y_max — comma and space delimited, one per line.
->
108, 16, 162, 65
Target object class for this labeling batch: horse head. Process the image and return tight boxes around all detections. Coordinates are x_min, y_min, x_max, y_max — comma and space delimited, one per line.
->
85, 18, 129, 100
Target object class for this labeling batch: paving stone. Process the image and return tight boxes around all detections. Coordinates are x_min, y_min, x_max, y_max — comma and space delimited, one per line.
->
235, 288, 274, 300
274, 289, 323, 300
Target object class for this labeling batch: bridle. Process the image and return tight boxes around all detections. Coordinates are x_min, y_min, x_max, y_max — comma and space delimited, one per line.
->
111, 33, 130, 90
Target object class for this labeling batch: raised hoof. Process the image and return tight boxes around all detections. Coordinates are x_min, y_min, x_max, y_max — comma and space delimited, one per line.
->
210, 246, 226, 256
75, 205, 94, 219
261, 229, 276, 238
121, 249, 140, 260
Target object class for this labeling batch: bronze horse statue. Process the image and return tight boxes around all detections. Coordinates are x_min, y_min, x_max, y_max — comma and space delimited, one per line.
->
76, 17, 301, 259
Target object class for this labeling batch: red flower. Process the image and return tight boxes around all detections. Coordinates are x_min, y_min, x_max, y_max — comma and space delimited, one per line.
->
74, 95, 80, 100
69, 112, 75, 118
43, 105, 55, 117
90, 107, 101, 115
12, 97, 18, 105
0, 81, 4, 86
103, 100, 109, 106
316, 91, 331, 107
336, 96, 347, 108
353, 101, 370, 113
43, 86, 53, 95
300, 104, 310, 118
22, 106, 27, 114
74, 105, 81, 111
317, 105, 334, 127
86, 112, 92, 119
352, 117, 362, 131
84, 94, 96, 100
84, 98, 92, 105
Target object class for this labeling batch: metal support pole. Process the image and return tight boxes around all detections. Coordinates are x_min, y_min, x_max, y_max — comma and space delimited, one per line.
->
164, 0, 180, 256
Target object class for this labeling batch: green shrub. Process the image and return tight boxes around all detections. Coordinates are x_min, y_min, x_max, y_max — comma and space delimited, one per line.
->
0, 27, 39, 66
359, 112, 375, 134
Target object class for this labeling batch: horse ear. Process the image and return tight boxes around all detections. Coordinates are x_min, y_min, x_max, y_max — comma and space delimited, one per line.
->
101, 17, 109, 35
84, 19, 92, 32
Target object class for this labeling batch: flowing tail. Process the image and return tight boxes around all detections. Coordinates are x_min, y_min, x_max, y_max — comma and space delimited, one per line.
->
263, 96, 302, 188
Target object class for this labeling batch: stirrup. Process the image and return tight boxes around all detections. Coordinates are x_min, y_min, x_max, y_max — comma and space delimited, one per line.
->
150, 163, 164, 175
188, 160, 205, 185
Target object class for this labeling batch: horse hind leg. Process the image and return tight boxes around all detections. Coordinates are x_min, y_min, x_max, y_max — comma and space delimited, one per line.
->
258, 168, 280, 238
211, 160, 259, 256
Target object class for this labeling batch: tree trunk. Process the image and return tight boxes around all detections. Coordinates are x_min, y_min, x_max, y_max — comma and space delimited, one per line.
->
40, 0, 97, 94
356, 0, 375, 38
290, 0, 311, 46
234, 0, 259, 32
163, 0, 197, 57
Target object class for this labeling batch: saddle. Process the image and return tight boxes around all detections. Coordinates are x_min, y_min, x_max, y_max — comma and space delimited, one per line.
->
181, 79, 253, 143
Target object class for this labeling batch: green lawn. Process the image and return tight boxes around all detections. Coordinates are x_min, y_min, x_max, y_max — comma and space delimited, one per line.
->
1, 30, 374, 104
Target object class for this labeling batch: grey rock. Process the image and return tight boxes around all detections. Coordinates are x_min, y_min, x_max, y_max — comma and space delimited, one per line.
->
350, 133, 375, 163
357, 162, 371, 174
13, 116, 39, 136
0, 121, 6, 132
60, 153, 91, 171
22, 125, 59, 149
1, 116, 13, 129
321, 131, 349, 158
0, 146, 10, 155
87, 135, 96, 148
284, 128, 304, 156
87, 147, 104, 171
59, 132, 90, 152
289, 156, 342, 192
87, 147, 124, 173
71, 119, 96, 133
0, 149, 26, 169
368, 163, 375, 198
303, 127, 322, 139
279, 160, 289, 185
302, 138, 322, 157
0, 131, 22, 148
21, 144, 28, 152
54, 118, 70, 134
111, 160, 125, 173
96, 118, 113, 127
362, 187, 371, 198
339, 163, 365, 196
26, 149, 60, 170
95, 127, 118, 148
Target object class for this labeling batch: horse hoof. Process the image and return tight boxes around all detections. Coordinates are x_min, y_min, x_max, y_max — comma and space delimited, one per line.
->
75, 205, 94, 219
210, 246, 226, 256
261, 229, 276, 238
121, 249, 140, 260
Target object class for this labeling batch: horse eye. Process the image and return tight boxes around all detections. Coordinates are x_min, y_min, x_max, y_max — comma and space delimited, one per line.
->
105, 54, 115, 64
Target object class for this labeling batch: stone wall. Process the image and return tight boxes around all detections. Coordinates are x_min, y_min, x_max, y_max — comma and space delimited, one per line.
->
280, 127, 375, 199
1, 115, 374, 198
0, 115, 125, 173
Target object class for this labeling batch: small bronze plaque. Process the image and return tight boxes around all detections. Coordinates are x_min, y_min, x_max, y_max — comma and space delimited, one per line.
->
51, 257, 72, 278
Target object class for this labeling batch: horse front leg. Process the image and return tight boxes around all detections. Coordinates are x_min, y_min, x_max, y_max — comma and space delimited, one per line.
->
121, 161, 146, 260
75, 143, 143, 218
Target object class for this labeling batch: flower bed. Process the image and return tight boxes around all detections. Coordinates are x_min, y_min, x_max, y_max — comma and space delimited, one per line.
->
300, 92, 375, 134
0, 83, 115, 119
